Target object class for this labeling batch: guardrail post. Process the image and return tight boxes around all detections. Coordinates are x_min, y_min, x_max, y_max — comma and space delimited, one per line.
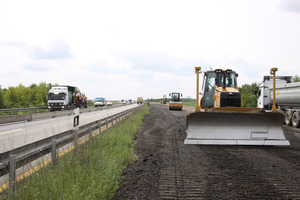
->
106, 119, 108, 130
74, 130, 78, 147
98, 122, 101, 134
51, 139, 56, 165
89, 125, 92, 140
8, 154, 16, 199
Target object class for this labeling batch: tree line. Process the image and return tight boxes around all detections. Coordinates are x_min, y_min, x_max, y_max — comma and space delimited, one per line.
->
0, 75, 299, 109
0, 82, 56, 109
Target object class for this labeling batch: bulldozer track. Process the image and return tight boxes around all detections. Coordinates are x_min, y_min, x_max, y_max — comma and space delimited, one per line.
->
115, 104, 300, 200
158, 124, 206, 199
201, 145, 300, 199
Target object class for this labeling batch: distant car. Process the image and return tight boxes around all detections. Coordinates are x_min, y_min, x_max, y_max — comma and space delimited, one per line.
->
107, 102, 112, 106
94, 101, 104, 107
122, 101, 127, 104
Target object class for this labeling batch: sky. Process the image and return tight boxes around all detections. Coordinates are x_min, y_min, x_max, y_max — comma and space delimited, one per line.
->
1, 0, 300, 100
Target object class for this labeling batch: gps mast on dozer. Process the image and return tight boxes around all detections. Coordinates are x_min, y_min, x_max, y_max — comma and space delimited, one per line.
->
185, 67, 290, 145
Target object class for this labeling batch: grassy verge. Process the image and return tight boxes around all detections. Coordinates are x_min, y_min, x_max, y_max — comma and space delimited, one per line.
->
2, 105, 149, 200
182, 101, 196, 107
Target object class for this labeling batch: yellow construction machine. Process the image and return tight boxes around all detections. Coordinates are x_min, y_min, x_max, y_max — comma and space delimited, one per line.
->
169, 92, 183, 110
185, 67, 290, 145
160, 95, 167, 104
137, 97, 143, 105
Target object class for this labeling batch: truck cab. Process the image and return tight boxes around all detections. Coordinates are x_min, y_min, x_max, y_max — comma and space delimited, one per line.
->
257, 76, 293, 109
94, 97, 105, 107
47, 86, 76, 111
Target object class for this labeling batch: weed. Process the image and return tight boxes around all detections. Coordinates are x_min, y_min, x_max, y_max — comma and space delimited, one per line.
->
1, 105, 149, 200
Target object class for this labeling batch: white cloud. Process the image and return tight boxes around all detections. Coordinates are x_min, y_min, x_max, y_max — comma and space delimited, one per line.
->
281, 0, 300, 13
32, 38, 73, 60
0, 0, 300, 100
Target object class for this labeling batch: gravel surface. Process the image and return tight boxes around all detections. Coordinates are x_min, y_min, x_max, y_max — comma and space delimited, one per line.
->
114, 104, 300, 200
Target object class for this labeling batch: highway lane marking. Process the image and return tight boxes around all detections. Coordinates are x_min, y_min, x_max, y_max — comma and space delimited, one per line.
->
0, 128, 24, 136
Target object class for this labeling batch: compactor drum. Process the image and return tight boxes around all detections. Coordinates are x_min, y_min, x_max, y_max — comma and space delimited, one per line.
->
185, 67, 290, 146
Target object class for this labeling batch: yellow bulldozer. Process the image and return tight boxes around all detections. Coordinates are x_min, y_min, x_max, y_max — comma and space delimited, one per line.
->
185, 67, 290, 145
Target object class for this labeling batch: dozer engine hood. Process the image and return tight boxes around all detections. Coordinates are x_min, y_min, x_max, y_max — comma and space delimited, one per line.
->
214, 87, 241, 108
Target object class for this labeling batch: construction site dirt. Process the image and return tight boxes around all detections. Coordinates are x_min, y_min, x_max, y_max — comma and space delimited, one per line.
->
114, 104, 300, 200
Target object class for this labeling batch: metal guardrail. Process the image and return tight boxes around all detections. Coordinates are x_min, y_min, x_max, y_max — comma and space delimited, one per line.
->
0, 107, 48, 114
0, 104, 143, 196
0, 104, 125, 124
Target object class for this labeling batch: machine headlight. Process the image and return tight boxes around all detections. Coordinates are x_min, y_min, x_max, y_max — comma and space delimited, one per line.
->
225, 69, 232, 74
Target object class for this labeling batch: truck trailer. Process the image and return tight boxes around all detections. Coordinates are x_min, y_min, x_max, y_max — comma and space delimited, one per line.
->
257, 76, 300, 128
47, 85, 87, 111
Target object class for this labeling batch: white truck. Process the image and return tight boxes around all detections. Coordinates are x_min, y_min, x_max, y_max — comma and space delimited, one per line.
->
257, 76, 300, 128
47, 85, 87, 111
94, 97, 105, 107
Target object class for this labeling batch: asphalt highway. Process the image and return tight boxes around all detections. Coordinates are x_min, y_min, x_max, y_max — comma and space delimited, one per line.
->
0, 104, 139, 154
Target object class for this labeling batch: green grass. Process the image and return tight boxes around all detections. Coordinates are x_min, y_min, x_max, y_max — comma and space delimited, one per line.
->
182, 101, 196, 107
111, 101, 122, 105
148, 98, 196, 107
3, 105, 149, 200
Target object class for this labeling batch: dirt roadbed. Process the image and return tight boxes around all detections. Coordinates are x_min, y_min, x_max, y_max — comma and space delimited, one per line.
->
114, 104, 300, 200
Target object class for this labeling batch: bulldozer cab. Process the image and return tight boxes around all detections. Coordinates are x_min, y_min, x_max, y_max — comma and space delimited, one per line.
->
201, 70, 238, 108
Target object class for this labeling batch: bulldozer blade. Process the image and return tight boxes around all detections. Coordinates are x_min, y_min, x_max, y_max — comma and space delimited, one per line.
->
185, 111, 290, 145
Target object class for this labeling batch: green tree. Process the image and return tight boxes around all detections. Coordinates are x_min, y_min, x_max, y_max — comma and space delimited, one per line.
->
0, 86, 4, 109
294, 75, 300, 82
4, 87, 19, 108
2, 82, 56, 108
35, 93, 44, 107
238, 83, 259, 107
16, 84, 31, 107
